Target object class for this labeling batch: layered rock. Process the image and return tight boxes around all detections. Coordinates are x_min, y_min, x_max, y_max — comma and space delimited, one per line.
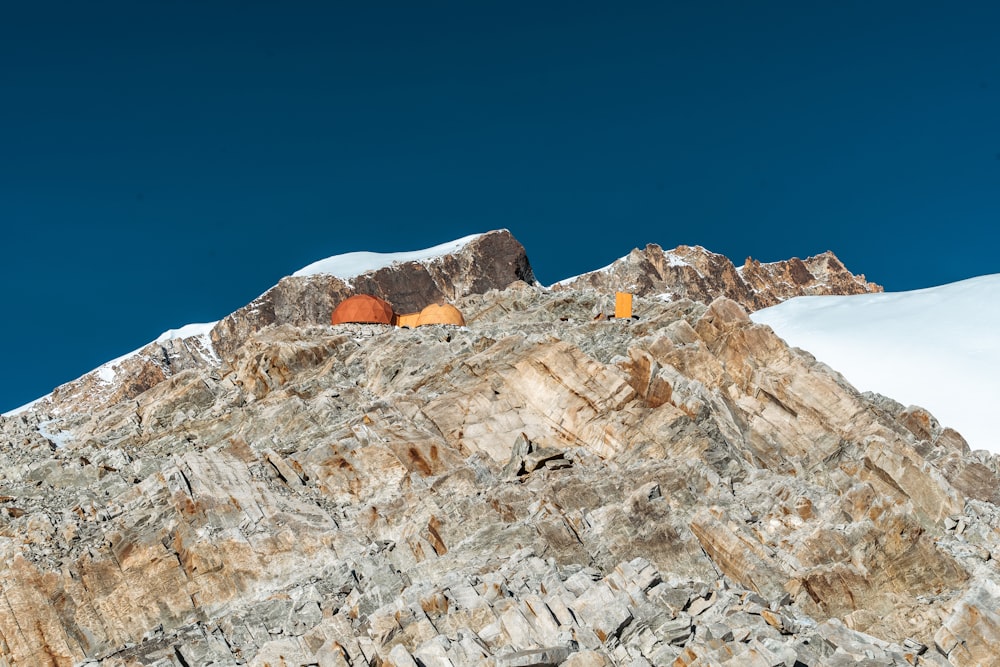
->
553, 243, 882, 312
210, 229, 535, 361
19, 230, 533, 423
22, 328, 220, 419
2, 234, 995, 667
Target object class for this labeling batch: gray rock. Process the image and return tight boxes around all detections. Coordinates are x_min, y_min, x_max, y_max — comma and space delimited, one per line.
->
1, 231, 993, 667
495, 646, 571, 667
650, 615, 692, 646
571, 583, 634, 644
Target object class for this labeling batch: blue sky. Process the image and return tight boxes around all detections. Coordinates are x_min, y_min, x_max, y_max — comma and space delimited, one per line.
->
2, 1, 999, 412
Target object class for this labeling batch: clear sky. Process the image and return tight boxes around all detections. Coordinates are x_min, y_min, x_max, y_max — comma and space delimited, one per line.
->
2, 1, 999, 412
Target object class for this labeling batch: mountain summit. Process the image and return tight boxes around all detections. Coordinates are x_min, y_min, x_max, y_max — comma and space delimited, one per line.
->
1, 231, 997, 666
553, 243, 882, 311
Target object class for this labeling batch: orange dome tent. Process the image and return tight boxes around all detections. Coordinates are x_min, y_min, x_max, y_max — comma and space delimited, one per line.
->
415, 303, 465, 327
394, 312, 421, 328
331, 294, 394, 325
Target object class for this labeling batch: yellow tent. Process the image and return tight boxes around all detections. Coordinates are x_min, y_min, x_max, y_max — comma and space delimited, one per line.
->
394, 312, 421, 328
416, 303, 466, 327
614, 292, 633, 319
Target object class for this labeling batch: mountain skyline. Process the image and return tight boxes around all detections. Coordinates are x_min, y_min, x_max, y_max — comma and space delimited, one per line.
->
7, 229, 996, 462
1, 233, 873, 413
4, 223, 997, 665
4, 2, 1000, 412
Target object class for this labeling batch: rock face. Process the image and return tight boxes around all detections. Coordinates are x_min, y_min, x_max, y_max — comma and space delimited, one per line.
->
553, 243, 882, 312
39, 328, 220, 417
1, 232, 996, 667
210, 229, 535, 361
25, 230, 533, 420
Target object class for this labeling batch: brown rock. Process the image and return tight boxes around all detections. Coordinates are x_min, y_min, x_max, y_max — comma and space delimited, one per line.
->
212, 229, 535, 360
689, 507, 787, 601
934, 580, 1000, 667
3, 231, 995, 667
553, 244, 881, 313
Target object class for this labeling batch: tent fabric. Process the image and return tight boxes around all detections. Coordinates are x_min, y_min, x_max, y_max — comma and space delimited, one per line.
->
331, 294, 394, 325
394, 312, 421, 328
416, 303, 465, 327
615, 292, 633, 319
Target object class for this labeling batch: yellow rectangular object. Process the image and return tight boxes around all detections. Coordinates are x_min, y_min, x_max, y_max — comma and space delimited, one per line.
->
614, 292, 633, 319
394, 312, 421, 328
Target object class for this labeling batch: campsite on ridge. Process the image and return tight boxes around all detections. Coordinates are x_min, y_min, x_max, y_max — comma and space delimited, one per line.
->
2, 229, 999, 665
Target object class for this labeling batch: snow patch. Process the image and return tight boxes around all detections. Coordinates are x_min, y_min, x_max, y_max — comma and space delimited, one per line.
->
97, 366, 117, 384
293, 233, 485, 279
157, 322, 220, 365
664, 252, 690, 268
752, 274, 1000, 453
155, 322, 217, 343
38, 420, 73, 449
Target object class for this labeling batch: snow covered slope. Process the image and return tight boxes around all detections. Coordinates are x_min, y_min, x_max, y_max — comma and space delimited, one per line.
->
752, 274, 1000, 453
292, 233, 485, 281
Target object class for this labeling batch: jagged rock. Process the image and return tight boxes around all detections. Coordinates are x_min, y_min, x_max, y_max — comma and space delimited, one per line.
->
686, 591, 715, 616
495, 646, 572, 667
689, 506, 787, 601
652, 616, 693, 646
211, 229, 535, 361
2, 231, 996, 667
553, 243, 881, 312
249, 637, 312, 666
934, 580, 1000, 666
523, 447, 566, 474
29, 329, 220, 418
570, 582, 634, 644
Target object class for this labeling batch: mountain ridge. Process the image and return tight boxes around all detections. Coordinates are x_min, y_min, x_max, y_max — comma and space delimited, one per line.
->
552, 243, 882, 312
4, 230, 878, 418
2, 230, 997, 667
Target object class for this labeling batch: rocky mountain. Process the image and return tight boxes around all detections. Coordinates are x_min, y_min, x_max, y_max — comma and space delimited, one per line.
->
2, 232, 998, 667
211, 230, 535, 362
553, 244, 882, 312
26, 231, 534, 419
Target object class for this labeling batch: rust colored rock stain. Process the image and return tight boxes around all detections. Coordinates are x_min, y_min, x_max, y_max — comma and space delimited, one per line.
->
407, 447, 433, 476
426, 516, 447, 555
